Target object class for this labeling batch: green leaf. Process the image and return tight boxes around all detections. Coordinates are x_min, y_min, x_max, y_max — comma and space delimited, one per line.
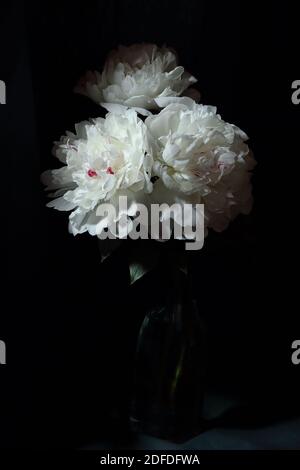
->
129, 261, 150, 285
128, 242, 160, 285
98, 238, 122, 262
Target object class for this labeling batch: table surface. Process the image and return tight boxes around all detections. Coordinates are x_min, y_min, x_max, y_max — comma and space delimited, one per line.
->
83, 418, 300, 450
82, 394, 300, 450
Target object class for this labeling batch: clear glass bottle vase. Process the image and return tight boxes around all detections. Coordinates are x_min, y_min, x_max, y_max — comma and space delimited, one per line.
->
130, 266, 206, 442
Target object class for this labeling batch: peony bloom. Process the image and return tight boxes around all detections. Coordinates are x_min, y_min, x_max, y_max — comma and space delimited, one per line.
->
75, 43, 198, 113
42, 109, 153, 238
146, 97, 256, 232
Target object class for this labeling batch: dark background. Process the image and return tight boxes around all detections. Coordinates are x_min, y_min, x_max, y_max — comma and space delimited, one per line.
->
0, 0, 299, 449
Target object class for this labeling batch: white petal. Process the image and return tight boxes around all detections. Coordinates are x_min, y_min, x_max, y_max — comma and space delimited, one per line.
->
47, 197, 77, 211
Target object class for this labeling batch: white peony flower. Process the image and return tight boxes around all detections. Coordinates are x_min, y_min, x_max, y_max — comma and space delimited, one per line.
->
42, 109, 153, 238
146, 97, 256, 232
75, 43, 198, 113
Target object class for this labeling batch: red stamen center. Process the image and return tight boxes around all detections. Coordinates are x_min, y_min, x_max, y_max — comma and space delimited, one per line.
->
106, 166, 114, 175
87, 169, 98, 177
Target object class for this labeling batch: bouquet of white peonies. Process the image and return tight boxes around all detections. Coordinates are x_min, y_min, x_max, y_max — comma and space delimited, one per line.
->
42, 43, 256, 281
41, 43, 257, 438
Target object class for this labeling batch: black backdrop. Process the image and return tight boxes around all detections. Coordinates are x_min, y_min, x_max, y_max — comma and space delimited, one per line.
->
0, 1, 299, 449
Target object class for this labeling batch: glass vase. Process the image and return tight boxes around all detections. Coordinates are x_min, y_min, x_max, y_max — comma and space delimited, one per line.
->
130, 267, 206, 442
